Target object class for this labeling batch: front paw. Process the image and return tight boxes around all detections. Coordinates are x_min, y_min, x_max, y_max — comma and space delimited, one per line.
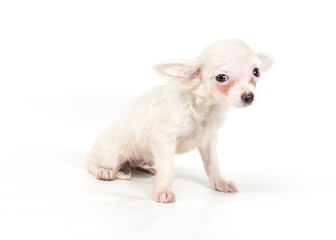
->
211, 178, 238, 193
153, 190, 176, 203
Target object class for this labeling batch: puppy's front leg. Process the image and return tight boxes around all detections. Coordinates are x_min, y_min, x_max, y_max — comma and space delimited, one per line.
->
198, 135, 237, 193
152, 137, 176, 203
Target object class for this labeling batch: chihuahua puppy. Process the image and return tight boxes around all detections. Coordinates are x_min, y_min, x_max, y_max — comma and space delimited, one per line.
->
87, 39, 273, 203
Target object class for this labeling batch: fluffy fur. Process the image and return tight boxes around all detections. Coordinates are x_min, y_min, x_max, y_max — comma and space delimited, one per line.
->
87, 39, 273, 203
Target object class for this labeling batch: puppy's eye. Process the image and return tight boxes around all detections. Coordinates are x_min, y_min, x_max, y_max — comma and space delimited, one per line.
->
253, 68, 260, 77
216, 74, 229, 82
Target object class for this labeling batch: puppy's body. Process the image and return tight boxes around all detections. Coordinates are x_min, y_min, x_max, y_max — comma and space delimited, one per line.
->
88, 85, 226, 178
87, 39, 273, 203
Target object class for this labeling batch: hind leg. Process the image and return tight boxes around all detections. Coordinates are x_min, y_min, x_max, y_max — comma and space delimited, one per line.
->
88, 164, 115, 181
87, 148, 126, 181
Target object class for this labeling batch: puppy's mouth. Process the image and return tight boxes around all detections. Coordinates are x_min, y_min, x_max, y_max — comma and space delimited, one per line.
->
242, 103, 252, 107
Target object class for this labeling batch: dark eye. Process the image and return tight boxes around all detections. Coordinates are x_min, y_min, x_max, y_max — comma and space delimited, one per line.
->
216, 74, 229, 82
253, 68, 260, 77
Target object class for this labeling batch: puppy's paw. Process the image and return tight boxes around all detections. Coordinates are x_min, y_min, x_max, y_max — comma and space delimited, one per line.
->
96, 168, 114, 181
211, 178, 238, 193
153, 190, 176, 203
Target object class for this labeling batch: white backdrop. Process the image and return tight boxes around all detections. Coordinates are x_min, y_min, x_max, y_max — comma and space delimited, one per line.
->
1, 0, 335, 240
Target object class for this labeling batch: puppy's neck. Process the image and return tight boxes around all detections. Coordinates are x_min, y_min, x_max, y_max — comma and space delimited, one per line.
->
189, 88, 227, 122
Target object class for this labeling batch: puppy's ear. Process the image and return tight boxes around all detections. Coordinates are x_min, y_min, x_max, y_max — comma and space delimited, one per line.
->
153, 59, 201, 85
256, 52, 273, 72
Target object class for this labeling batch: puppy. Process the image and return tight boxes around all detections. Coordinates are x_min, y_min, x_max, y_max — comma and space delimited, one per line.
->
87, 39, 273, 203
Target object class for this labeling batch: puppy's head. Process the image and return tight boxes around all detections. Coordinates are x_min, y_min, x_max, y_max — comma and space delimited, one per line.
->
154, 39, 273, 107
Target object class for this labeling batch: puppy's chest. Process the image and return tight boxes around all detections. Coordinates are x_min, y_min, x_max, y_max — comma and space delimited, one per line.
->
187, 117, 213, 139
175, 111, 220, 154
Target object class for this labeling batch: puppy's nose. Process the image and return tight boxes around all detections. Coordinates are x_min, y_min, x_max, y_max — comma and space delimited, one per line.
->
241, 92, 254, 105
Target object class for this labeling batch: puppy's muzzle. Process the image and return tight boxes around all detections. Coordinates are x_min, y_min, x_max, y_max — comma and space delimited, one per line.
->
241, 92, 254, 105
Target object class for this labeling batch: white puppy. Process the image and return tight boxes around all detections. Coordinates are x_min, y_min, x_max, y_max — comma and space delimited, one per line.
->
87, 39, 273, 203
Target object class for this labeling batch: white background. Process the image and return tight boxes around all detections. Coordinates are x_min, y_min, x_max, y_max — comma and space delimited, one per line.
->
1, 0, 335, 239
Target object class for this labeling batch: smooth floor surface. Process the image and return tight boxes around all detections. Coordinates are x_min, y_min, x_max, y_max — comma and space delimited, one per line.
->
1, 148, 335, 240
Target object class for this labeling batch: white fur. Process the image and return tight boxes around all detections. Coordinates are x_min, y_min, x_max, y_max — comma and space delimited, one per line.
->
87, 39, 273, 203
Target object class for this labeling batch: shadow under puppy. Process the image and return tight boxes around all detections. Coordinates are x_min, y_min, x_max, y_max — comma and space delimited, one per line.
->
87, 39, 273, 203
